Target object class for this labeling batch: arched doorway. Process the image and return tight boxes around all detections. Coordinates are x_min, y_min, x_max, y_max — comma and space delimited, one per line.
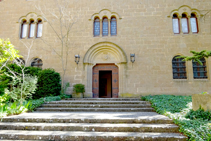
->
83, 42, 127, 98
93, 64, 119, 98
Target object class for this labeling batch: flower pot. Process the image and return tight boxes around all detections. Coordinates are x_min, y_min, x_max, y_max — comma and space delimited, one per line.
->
192, 94, 211, 111
72, 93, 84, 98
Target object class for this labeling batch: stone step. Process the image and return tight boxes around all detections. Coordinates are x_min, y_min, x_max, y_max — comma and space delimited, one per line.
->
65, 98, 141, 101
2, 116, 174, 124
0, 122, 179, 133
35, 107, 155, 112
0, 130, 187, 141
46, 100, 150, 104
41, 104, 152, 108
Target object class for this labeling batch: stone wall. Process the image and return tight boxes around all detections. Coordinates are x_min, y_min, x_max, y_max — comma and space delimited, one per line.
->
0, 0, 211, 97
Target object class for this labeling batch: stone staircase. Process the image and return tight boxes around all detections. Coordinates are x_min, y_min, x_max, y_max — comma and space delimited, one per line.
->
0, 98, 187, 140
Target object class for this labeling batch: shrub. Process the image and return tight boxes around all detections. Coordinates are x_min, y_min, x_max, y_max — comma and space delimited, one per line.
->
73, 84, 85, 94
5, 75, 38, 102
0, 63, 41, 95
33, 68, 61, 99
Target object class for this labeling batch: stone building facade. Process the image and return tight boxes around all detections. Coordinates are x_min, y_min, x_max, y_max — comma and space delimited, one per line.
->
0, 0, 211, 97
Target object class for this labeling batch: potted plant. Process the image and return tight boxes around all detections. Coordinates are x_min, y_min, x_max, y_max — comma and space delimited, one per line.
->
72, 84, 85, 98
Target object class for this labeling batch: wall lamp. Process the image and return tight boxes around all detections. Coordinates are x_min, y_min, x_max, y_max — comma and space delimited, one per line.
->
75, 54, 80, 64
130, 53, 135, 63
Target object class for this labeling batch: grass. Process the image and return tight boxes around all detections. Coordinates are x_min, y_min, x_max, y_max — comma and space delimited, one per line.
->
142, 95, 211, 141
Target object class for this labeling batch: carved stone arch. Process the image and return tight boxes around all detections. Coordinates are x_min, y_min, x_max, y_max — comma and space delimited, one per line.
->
83, 42, 127, 98
90, 9, 122, 20
18, 12, 45, 23
84, 41, 127, 64
168, 5, 201, 18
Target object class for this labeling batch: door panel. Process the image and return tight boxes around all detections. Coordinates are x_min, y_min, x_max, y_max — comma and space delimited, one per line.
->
92, 64, 119, 98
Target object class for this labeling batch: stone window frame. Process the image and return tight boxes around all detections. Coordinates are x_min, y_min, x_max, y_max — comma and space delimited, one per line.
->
172, 55, 187, 79
168, 5, 200, 35
90, 9, 122, 37
18, 13, 45, 39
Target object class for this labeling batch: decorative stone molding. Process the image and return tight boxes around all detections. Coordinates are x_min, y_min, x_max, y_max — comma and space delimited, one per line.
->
83, 41, 127, 64
17, 12, 45, 23
168, 5, 201, 18
90, 9, 122, 21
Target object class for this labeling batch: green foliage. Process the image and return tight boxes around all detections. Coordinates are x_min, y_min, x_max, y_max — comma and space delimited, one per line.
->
24, 66, 42, 76
142, 95, 211, 141
73, 84, 85, 94
5, 75, 38, 102
33, 68, 61, 99
0, 63, 41, 96
178, 50, 211, 65
0, 39, 21, 65
0, 95, 62, 118
186, 108, 211, 121
59, 94, 72, 99
141, 95, 192, 114
0, 93, 10, 104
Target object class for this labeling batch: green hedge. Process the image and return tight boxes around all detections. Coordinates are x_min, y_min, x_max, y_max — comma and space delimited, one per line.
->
33, 68, 61, 99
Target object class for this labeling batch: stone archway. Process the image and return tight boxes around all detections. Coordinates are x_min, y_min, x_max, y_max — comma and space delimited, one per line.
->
83, 42, 127, 98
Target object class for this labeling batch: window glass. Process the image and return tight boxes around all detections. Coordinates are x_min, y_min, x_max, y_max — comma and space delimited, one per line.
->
193, 58, 207, 79
111, 17, 117, 36
94, 18, 100, 36
102, 18, 108, 36
172, 56, 187, 79
37, 20, 43, 38
172, 14, 179, 34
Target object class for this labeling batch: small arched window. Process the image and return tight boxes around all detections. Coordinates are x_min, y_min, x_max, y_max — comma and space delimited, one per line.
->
37, 20, 43, 38
16, 58, 25, 65
181, 13, 189, 34
110, 17, 117, 36
94, 17, 100, 37
102, 17, 108, 36
29, 19, 35, 38
190, 13, 198, 33
20, 20, 27, 38
172, 56, 187, 79
172, 14, 180, 34
31, 58, 43, 68
193, 58, 207, 79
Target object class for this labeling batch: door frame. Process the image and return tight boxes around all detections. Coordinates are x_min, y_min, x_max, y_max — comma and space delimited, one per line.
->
92, 64, 119, 98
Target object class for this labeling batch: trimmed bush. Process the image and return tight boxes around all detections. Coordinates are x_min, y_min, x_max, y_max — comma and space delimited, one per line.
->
33, 68, 61, 99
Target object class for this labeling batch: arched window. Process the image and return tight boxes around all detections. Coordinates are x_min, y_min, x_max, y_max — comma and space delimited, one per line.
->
172, 14, 180, 34
181, 13, 189, 34
31, 58, 43, 68
172, 56, 187, 79
190, 13, 198, 33
29, 19, 35, 38
20, 20, 27, 38
193, 58, 207, 79
102, 17, 108, 36
110, 17, 117, 36
94, 17, 100, 37
37, 20, 43, 38
15, 58, 25, 65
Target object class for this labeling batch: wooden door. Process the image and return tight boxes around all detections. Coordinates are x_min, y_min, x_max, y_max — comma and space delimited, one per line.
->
92, 64, 119, 98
